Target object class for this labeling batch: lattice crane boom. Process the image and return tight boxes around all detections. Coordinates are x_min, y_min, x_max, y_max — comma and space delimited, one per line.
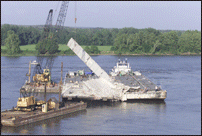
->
32, 1, 69, 83
55, 1, 69, 30
41, 9, 53, 40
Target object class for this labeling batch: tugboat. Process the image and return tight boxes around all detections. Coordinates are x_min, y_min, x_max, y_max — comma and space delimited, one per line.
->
109, 58, 167, 101
110, 58, 132, 76
61, 38, 167, 102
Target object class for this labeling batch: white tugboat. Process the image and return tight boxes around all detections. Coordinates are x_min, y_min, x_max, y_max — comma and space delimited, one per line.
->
62, 38, 167, 102
110, 58, 132, 76
109, 58, 166, 101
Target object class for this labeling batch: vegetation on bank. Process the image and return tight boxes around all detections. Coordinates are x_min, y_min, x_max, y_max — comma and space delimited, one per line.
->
1, 44, 200, 56
1, 24, 201, 56
4, 30, 21, 55
111, 29, 201, 55
35, 33, 59, 55
1, 44, 115, 56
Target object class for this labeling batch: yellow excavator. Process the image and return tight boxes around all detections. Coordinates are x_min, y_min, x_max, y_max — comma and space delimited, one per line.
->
14, 96, 45, 112
14, 95, 58, 112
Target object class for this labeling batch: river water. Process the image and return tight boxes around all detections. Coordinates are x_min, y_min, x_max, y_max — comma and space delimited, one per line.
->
1, 55, 201, 135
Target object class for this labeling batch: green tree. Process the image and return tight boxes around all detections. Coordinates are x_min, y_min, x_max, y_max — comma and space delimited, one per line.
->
141, 32, 156, 53
150, 40, 162, 54
113, 34, 128, 54
1, 24, 11, 46
118, 27, 139, 35
91, 45, 100, 54
47, 38, 58, 54
35, 32, 59, 54
36, 39, 47, 54
111, 28, 119, 44
84, 45, 100, 54
144, 27, 161, 36
92, 31, 104, 45
129, 33, 143, 54
157, 31, 179, 54
5, 30, 21, 54
84, 46, 91, 54
178, 30, 201, 53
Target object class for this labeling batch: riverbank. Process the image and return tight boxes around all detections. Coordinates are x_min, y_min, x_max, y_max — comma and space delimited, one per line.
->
1, 44, 201, 56
1, 51, 201, 57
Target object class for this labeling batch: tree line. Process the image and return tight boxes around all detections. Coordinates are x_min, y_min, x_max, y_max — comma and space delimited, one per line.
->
112, 28, 201, 55
1, 24, 201, 55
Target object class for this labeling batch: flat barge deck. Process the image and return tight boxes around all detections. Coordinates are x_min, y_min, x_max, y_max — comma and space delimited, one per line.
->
21, 84, 60, 93
62, 74, 167, 101
61, 38, 167, 102
1, 101, 87, 127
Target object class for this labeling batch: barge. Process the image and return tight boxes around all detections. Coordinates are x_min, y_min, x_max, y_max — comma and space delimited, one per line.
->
21, 83, 60, 93
1, 101, 87, 127
62, 38, 167, 102
1, 61, 87, 127
20, 60, 60, 93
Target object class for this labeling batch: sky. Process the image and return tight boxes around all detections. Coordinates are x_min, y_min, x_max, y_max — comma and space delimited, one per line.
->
1, 1, 201, 30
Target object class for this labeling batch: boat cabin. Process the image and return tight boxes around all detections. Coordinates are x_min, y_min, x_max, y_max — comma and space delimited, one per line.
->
110, 59, 132, 76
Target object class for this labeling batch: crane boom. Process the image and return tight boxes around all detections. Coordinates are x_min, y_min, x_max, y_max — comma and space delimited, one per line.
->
32, 9, 54, 79
41, 9, 53, 40
55, 1, 69, 30
32, 1, 70, 83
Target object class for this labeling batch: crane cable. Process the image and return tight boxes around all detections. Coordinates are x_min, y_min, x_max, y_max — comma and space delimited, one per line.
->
75, 1, 77, 41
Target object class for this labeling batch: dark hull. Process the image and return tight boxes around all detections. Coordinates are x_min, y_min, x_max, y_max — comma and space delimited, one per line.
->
1, 102, 87, 127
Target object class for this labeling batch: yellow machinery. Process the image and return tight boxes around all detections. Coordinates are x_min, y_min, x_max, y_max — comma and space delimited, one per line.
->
47, 97, 59, 110
17, 96, 36, 108
14, 96, 36, 111
14, 96, 46, 111
33, 68, 51, 82
32, 68, 54, 87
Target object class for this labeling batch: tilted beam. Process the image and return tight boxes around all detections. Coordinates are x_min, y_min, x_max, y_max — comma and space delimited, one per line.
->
67, 38, 111, 81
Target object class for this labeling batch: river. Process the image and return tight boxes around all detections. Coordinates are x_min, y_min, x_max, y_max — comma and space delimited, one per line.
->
1, 55, 201, 135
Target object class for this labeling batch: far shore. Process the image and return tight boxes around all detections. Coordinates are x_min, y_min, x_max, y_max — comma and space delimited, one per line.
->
1, 44, 201, 57
1, 52, 201, 57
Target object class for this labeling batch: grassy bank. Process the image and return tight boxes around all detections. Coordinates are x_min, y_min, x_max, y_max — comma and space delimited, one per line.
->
1, 44, 114, 56
1, 44, 201, 56
58, 44, 112, 51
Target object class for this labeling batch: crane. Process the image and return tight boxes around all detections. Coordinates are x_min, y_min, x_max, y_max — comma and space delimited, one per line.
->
31, 8, 55, 88
25, 1, 70, 88
17, 1, 70, 111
